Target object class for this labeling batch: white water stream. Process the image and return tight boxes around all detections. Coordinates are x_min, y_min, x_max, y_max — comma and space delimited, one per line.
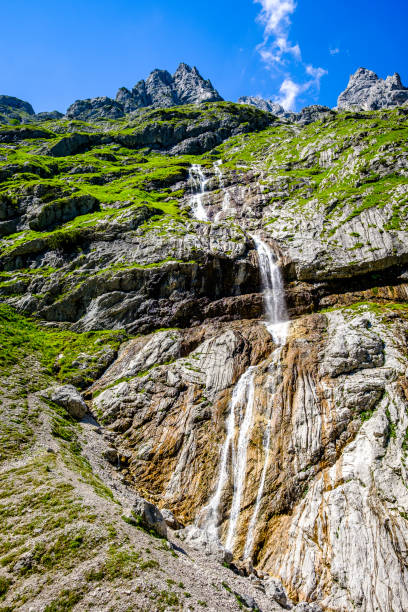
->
199, 233, 289, 556
243, 346, 282, 559
189, 164, 209, 221
224, 366, 256, 552
199, 366, 256, 544
252, 234, 289, 346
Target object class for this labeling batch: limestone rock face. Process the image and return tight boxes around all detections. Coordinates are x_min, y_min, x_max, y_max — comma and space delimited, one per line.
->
173, 63, 223, 105
338, 67, 408, 110
65, 96, 125, 121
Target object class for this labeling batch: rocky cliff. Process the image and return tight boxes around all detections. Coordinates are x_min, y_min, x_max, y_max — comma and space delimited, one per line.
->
1, 75, 408, 611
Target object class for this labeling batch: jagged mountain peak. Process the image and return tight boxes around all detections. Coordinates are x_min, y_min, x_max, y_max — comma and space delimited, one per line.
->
337, 66, 408, 110
64, 63, 223, 121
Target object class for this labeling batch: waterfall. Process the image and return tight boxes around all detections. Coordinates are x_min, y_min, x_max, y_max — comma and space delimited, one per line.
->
251, 234, 289, 346
189, 164, 209, 221
199, 366, 256, 546
224, 367, 256, 552
196, 233, 289, 558
241, 236, 289, 558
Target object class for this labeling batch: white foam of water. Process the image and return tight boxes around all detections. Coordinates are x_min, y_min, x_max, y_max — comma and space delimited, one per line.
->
198, 366, 256, 549
251, 234, 289, 345
189, 164, 209, 221
240, 235, 290, 558
224, 366, 257, 552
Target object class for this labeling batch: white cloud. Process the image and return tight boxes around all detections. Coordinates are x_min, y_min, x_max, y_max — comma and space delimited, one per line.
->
253, 0, 328, 110
255, 0, 297, 36
277, 78, 303, 109
305, 64, 328, 88
275, 65, 328, 110
330, 47, 340, 55
255, 0, 299, 64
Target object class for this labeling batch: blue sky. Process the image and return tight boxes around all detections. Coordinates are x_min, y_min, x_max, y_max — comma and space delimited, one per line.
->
1, 0, 407, 113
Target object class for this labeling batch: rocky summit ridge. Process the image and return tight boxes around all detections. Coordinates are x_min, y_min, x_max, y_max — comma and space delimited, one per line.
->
2, 65, 407, 127
1, 64, 408, 612
238, 68, 408, 116
337, 67, 408, 110
66, 63, 223, 122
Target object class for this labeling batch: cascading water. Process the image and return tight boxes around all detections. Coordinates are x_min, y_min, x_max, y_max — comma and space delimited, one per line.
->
196, 233, 289, 557
198, 366, 256, 546
251, 234, 289, 345
242, 235, 289, 559
189, 164, 209, 221
224, 367, 256, 552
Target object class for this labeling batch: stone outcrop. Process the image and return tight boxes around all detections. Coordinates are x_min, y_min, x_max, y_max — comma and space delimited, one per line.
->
116, 63, 223, 113
65, 96, 125, 121
338, 67, 408, 110
0, 95, 34, 116
0, 95, 64, 125
0, 95, 35, 124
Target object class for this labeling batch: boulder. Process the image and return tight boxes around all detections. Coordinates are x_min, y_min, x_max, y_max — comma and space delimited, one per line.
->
130, 495, 167, 538
265, 577, 292, 608
160, 508, 184, 530
232, 590, 258, 610
45, 384, 87, 419
180, 524, 233, 564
